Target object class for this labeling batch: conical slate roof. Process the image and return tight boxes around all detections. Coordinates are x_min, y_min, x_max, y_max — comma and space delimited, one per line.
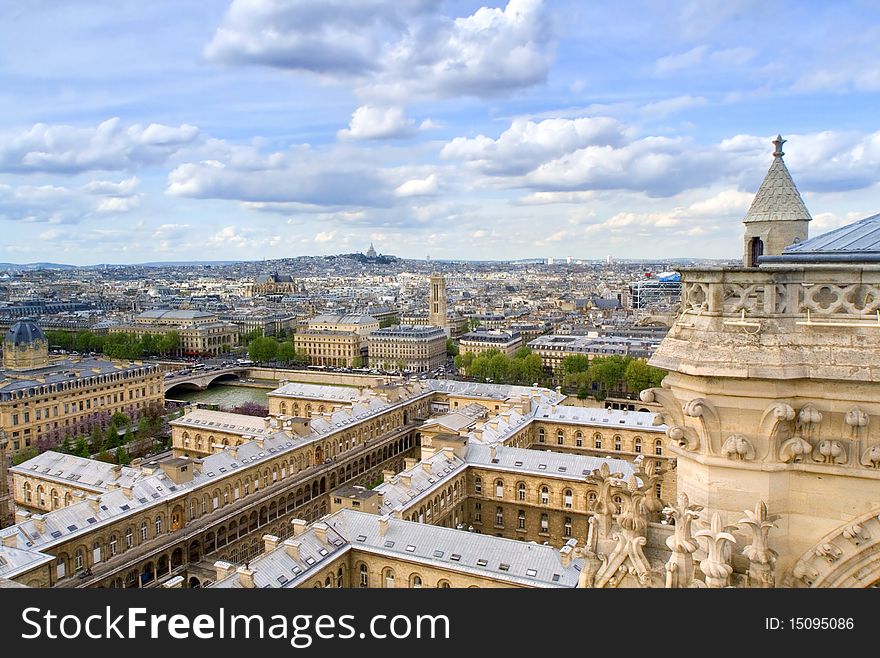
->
743, 135, 812, 224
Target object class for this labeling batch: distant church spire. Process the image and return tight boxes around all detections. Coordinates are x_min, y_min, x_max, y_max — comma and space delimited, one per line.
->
366, 243, 377, 259
742, 134, 811, 267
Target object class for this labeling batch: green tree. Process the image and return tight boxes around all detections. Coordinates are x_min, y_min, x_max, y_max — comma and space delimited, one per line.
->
589, 355, 632, 393
89, 424, 105, 452
276, 340, 296, 365
561, 354, 591, 375
115, 445, 132, 466
379, 316, 399, 328
350, 355, 363, 368
74, 436, 90, 458
446, 338, 459, 357
293, 349, 312, 367
12, 447, 39, 465
158, 331, 180, 356
249, 336, 279, 363
111, 411, 131, 429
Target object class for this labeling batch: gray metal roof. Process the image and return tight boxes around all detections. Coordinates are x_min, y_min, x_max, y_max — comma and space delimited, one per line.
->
4, 317, 45, 346
211, 509, 583, 589
760, 212, 880, 263
743, 136, 811, 224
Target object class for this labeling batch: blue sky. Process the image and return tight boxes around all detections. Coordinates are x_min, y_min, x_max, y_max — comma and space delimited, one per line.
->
1, 0, 879, 264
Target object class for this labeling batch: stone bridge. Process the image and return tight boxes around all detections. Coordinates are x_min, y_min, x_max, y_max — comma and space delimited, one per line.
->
164, 367, 249, 394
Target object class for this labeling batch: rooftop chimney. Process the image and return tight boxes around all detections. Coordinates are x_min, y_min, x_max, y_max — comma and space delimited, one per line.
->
284, 539, 302, 561
290, 518, 307, 536
489, 443, 497, 461
400, 473, 412, 487
404, 457, 418, 470
263, 534, 280, 553
313, 522, 328, 544
237, 566, 256, 588
382, 469, 394, 483
378, 515, 390, 536
214, 560, 236, 581
31, 514, 47, 534
421, 461, 433, 474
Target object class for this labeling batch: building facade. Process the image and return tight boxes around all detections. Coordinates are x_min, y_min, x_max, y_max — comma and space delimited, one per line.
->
459, 328, 523, 359
112, 310, 238, 357
1, 318, 164, 456
368, 326, 447, 373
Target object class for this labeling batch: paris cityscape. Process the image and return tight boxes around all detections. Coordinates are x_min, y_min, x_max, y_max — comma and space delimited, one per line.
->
1, 1, 880, 596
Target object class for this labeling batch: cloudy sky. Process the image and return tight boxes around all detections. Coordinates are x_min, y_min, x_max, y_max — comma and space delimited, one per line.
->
1, 0, 879, 265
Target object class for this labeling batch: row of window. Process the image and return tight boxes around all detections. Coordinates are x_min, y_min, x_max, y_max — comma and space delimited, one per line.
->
536, 428, 663, 455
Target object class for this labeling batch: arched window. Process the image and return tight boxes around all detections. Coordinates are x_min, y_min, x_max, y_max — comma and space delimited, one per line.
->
557, 430, 564, 445
359, 564, 369, 588
540, 486, 549, 505
109, 535, 118, 556
125, 528, 133, 548
495, 479, 504, 498
540, 513, 549, 534
37, 485, 45, 507
437, 580, 451, 589
65, 492, 73, 506
140, 521, 149, 542
410, 574, 423, 588
474, 476, 482, 495
634, 437, 642, 453
538, 428, 545, 443
614, 435, 622, 451
575, 431, 583, 447
564, 517, 573, 537
92, 541, 102, 564
495, 506, 504, 526
336, 567, 344, 588
74, 549, 85, 572
563, 488, 573, 509
23, 481, 32, 503
383, 568, 395, 588
517, 510, 526, 529
655, 439, 663, 456
474, 502, 482, 522
517, 482, 526, 501
51, 489, 59, 509
594, 433, 602, 450
155, 516, 163, 535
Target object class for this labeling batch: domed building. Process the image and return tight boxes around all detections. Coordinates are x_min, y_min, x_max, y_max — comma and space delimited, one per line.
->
2, 318, 49, 371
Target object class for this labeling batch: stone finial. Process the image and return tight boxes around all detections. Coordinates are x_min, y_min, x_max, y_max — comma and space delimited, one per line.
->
739, 501, 778, 588
772, 134, 786, 159
695, 513, 737, 588
663, 492, 703, 588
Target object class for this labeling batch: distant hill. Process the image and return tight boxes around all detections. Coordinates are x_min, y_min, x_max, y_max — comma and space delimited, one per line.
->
0, 262, 77, 271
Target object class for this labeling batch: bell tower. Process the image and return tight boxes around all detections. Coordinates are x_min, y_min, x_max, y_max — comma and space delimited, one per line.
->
428, 272, 448, 331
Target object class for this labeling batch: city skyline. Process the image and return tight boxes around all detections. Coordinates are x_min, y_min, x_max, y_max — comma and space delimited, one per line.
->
1, 0, 879, 265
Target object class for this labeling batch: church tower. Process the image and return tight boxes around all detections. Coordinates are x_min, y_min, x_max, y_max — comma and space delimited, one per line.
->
742, 135, 811, 266
428, 272, 448, 331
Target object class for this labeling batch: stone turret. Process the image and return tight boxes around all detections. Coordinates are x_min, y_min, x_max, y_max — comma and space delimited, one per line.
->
742, 135, 811, 266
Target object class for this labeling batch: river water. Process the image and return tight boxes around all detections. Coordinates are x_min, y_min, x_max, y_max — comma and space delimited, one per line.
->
168, 384, 269, 408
